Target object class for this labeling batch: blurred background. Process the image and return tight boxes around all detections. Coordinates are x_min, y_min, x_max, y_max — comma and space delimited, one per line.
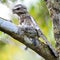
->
0, 0, 56, 60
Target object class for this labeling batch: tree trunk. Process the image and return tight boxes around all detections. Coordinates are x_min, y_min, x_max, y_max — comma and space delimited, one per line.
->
45, 0, 60, 60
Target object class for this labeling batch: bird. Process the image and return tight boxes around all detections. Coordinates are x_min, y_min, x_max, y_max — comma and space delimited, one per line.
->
12, 4, 58, 57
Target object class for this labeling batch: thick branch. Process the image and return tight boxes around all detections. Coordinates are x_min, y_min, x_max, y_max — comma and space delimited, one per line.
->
0, 17, 57, 60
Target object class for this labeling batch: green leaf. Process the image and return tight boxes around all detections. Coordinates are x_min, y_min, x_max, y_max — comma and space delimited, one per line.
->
0, 0, 7, 3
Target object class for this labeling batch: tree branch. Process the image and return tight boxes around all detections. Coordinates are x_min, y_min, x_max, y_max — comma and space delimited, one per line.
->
0, 17, 57, 60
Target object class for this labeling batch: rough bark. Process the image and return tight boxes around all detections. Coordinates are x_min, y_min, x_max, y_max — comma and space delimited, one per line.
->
0, 17, 57, 60
45, 0, 60, 60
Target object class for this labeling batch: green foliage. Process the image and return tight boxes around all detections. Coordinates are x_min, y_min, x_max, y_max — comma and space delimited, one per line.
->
0, 41, 6, 49
10, 0, 16, 2
0, 0, 7, 3
11, 15, 19, 25
29, 0, 55, 47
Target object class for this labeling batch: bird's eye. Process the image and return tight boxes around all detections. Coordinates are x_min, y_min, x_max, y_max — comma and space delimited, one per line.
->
16, 8, 20, 10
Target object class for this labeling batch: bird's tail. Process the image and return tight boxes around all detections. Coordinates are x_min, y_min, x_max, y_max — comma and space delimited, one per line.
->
37, 29, 58, 57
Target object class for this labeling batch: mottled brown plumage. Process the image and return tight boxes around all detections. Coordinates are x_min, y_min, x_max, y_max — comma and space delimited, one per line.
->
12, 4, 58, 57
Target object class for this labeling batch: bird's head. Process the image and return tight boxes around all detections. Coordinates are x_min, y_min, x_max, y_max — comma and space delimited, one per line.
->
12, 4, 27, 16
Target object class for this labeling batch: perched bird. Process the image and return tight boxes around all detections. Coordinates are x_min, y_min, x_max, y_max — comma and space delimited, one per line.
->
12, 4, 58, 57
